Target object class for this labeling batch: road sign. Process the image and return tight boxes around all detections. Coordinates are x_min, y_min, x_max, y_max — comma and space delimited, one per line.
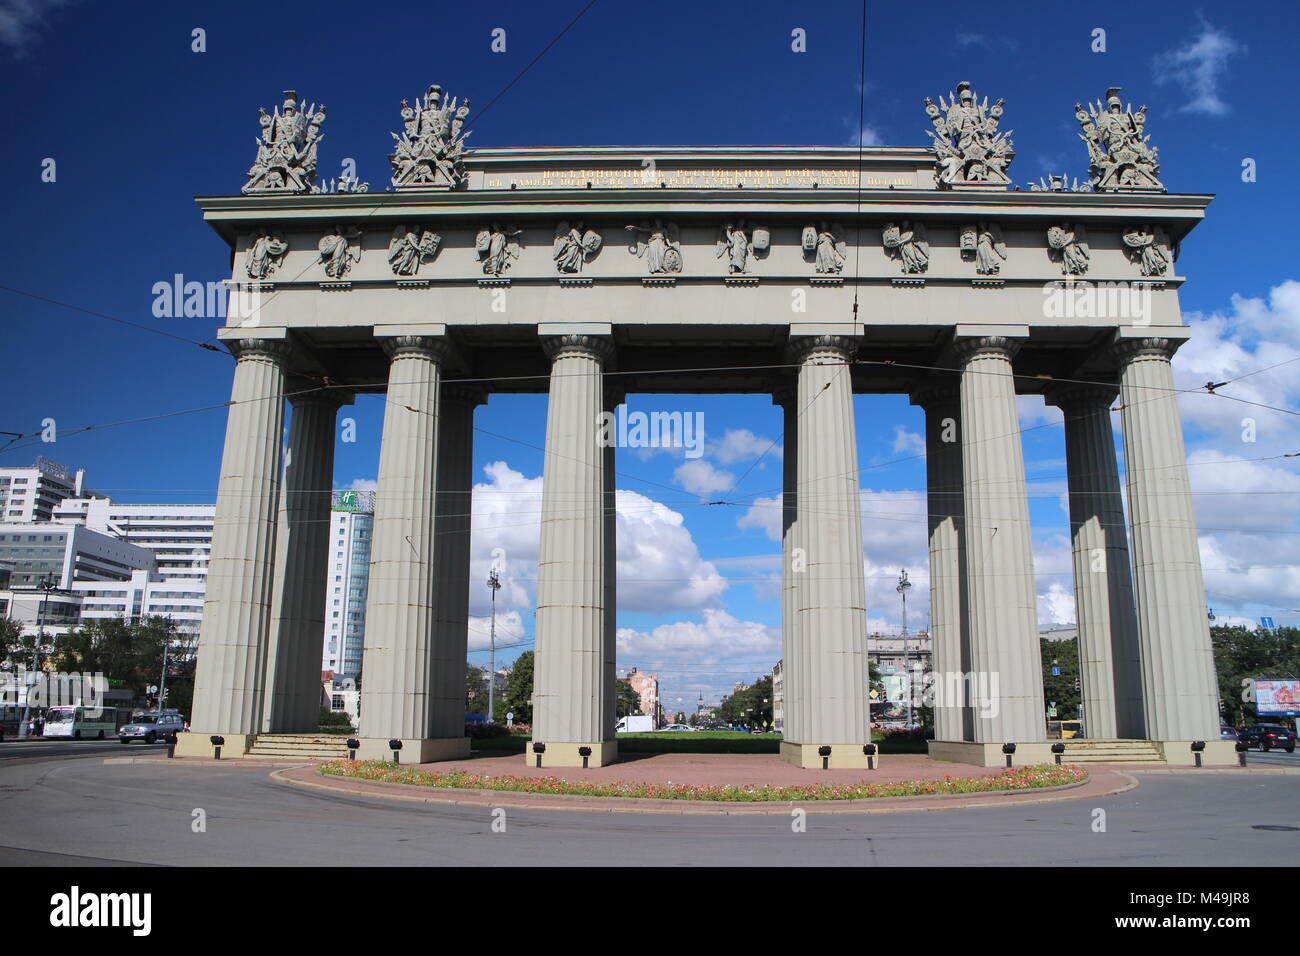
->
1048, 707, 1058, 717
147, 685, 158, 695
1051, 666, 1060, 677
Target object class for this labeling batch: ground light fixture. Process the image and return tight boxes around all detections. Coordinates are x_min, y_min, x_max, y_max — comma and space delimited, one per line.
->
347, 738, 360, 761
1235, 740, 1249, 767
210, 735, 225, 759
532, 741, 546, 768
166, 738, 176, 759
1051, 742, 1066, 765
1002, 742, 1017, 767
863, 743, 877, 771
1191, 740, 1205, 768
579, 745, 592, 769
818, 745, 832, 770
388, 739, 402, 764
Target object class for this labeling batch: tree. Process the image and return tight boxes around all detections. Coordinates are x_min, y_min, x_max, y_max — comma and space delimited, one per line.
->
615, 678, 641, 718
1040, 637, 1081, 718
500, 651, 534, 724
465, 663, 488, 715
50, 616, 176, 699
0, 617, 24, 668
1213, 625, 1300, 727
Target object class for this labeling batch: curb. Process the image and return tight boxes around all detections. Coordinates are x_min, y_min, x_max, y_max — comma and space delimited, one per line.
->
269, 765, 1136, 815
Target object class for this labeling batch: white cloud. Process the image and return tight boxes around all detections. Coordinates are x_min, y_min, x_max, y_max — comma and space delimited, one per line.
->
709, 428, 781, 465
1153, 22, 1243, 116
890, 426, 925, 458
737, 495, 782, 542
674, 459, 736, 497
0, 0, 75, 56
345, 477, 378, 492
465, 461, 728, 620
843, 117, 884, 147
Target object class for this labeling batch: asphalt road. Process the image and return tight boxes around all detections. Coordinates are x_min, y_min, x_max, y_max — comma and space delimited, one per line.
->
0, 739, 169, 762
0, 749, 1295, 867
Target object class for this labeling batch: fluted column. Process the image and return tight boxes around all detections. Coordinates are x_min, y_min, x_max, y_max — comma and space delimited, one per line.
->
1114, 336, 1218, 741
773, 388, 804, 744
531, 334, 616, 767
783, 335, 867, 767
357, 335, 466, 761
430, 385, 485, 737
1046, 384, 1144, 740
264, 384, 352, 733
911, 381, 971, 742
957, 336, 1045, 743
184, 338, 290, 745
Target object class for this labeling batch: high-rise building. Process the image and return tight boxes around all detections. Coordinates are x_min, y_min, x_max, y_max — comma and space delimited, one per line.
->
321, 490, 374, 677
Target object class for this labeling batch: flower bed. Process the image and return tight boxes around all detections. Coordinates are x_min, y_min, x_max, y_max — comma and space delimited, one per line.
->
319, 760, 1087, 802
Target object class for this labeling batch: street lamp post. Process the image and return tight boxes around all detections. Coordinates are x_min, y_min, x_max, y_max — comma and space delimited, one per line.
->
897, 568, 913, 730
487, 567, 502, 721
18, 577, 56, 739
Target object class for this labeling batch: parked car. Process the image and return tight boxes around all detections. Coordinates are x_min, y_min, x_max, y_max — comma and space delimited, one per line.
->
659, 723, 693, 732
1237, 724, 1296, 753
119, 712, 186, 744
1219, 725, 1239, 741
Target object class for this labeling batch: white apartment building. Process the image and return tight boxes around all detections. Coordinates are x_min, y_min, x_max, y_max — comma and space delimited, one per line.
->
321, 490, 374, 678
0, 459, 83, 523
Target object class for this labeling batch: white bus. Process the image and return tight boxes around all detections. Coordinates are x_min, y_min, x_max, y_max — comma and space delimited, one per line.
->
43, 705, 120, 740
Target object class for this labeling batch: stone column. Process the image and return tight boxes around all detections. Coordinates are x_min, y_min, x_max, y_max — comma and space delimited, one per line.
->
357, 335, 468, 762
910, 381, 971, 743
264, 384, 353, 733
180, 338, 290, 754
1114, 336, 1219, 743
1046, 384, 1144, 740
957, 336, 1045, 744
782, 335, 868, 768
773, 388, 804, 745
430, 385, 485, 737
531, 334, 617, 767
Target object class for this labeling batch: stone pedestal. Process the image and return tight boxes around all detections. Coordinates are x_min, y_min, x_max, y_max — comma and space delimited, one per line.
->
782, 336, 867, 767
956, 336, 1045, 743
1046, 384, 1144, 740
357, 334, 466, 757
912, 382, 971, 742
188, 338, 290, 737
264, 385, 351, 733
1114, 336, 1219, 741
531, 335, 617, 768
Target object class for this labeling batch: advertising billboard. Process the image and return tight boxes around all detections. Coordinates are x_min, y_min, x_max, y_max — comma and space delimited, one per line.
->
1254, 678, 1300, 717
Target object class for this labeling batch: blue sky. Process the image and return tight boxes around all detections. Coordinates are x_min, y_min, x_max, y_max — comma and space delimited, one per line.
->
2, 1, 1298, 707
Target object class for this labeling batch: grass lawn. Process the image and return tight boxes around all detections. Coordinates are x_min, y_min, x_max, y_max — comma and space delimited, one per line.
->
469, 729, 932, 756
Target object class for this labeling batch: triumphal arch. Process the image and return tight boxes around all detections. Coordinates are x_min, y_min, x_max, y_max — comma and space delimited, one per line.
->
178, 82, 1234, 767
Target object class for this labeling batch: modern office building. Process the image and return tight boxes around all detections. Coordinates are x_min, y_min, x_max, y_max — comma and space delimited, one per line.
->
321, 490, 374, 677
0, 459, 84, 523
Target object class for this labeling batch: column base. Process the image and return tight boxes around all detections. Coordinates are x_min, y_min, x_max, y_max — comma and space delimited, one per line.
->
927, 740, 1055, 767
523, 740, 617, 769
780, 741, 876, 770
174, 732, 255, 759
355, 736, 471, 764
1156, 740, 1239, 767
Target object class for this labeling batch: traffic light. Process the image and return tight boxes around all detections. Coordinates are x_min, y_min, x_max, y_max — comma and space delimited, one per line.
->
1073, 676, 1081, 692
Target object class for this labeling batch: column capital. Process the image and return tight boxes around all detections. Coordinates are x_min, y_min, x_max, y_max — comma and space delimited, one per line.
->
285, 378, 355, 409
909, 377, 962, 409
440, 382, 488, 407
1110, 335, 1179, 365
772, 383, 796, 409
951, 335, 1022, 364
541, 333, 615, 364
227, 337, 297, 365
786, 334, 857, 365
1043, 382, 1119, 411
380, 335, 454, 363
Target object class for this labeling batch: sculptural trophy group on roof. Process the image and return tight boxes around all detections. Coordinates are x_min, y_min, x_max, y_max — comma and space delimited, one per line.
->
390, 84, 473, 189
235, 82, 1176, 283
